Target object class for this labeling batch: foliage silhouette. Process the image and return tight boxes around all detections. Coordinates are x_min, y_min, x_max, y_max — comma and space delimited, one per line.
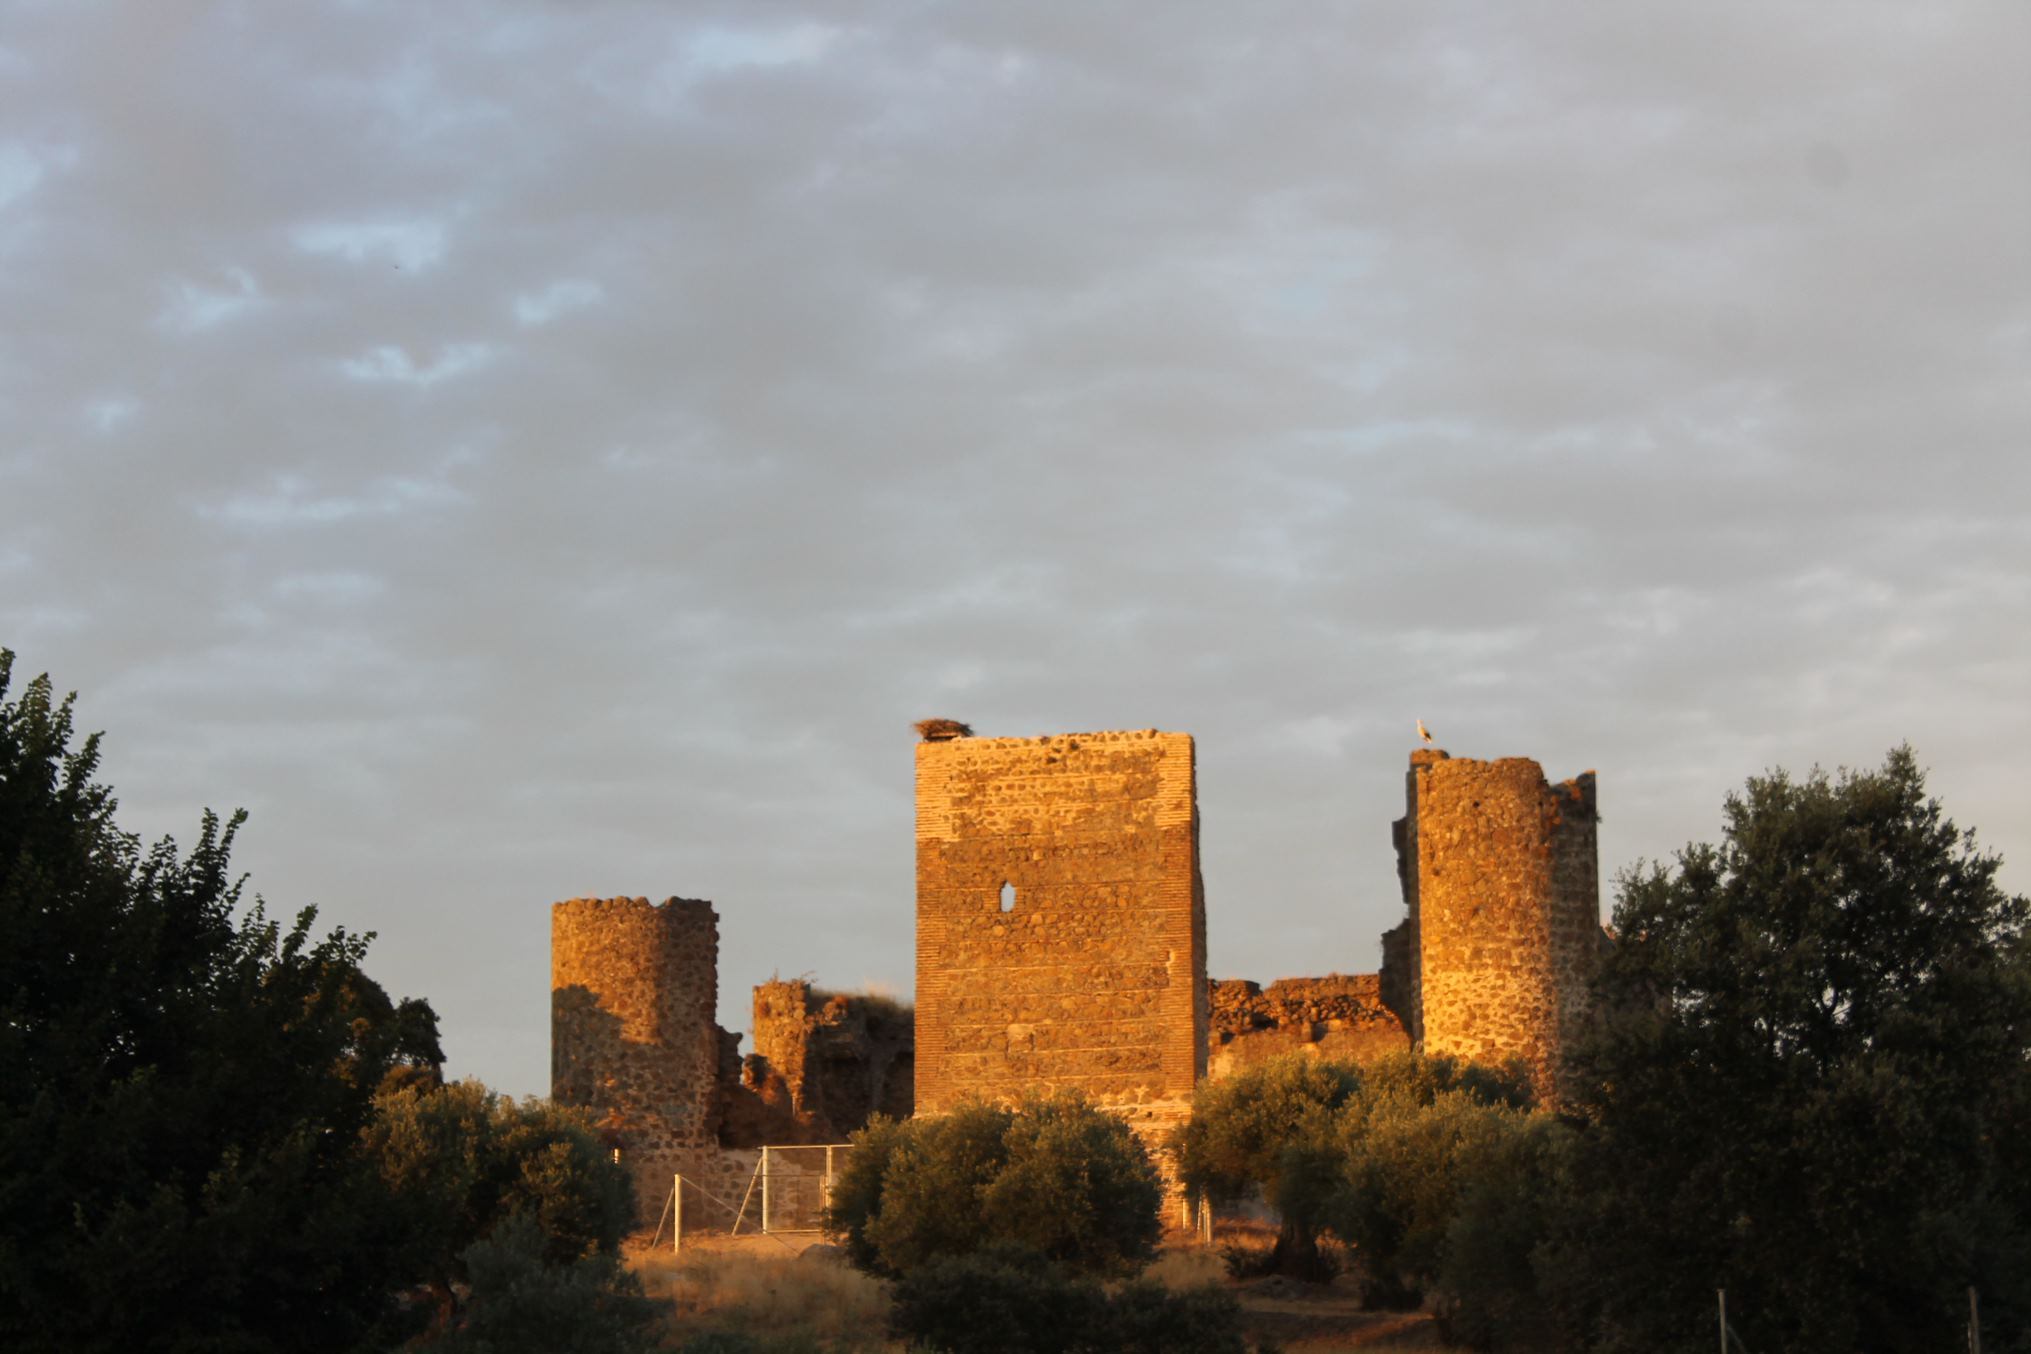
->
889, 1243, 1253, 1354
825, 1092, 1162, 1278
1565, 747, 2031, 1353
422, 1213, 658, 1354
0, 651, 442, 1351
1174, 1050, 1529, 1284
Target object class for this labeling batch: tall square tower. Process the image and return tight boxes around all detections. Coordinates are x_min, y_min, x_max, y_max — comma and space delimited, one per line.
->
914, 730, 1207, 1114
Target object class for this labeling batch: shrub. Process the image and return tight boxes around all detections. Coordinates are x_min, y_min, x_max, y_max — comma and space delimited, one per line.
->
1104, 1279, 1249, 1354
361, 1080, 634, 1304
1323, 1082, 1527, 1308
426, 1214, 658, 1354
820, 1113, 907, 1271
889, 1245, 1107, 1354
827, 1092, 1164, 1278
982, 1091, 1164, 1275
864, 1100, 1013, 1273
1434, 1115, 1584, 1352
889, 1245, 1253, 1354
1174, 1050, 1529, 1285
1172, 1055, 1363, 1279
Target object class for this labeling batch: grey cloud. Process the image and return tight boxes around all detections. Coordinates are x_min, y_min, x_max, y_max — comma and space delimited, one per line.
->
2, 0, 2024, 1094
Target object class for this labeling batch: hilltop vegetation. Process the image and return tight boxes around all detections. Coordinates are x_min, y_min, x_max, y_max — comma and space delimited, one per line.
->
1162, 749, 2031, 1354
6, 650, 2026, 1351
0, 653, 650, 1351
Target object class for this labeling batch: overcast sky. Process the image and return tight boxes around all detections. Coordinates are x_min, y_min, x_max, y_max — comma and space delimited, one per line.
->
3, 2, 2026, 1097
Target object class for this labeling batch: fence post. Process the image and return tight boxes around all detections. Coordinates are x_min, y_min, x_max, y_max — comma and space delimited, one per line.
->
1718, 1290, 1727, 1354
1970, 1286, 1981, 1354
824, 1144, 835, 1212
674, 1175, 683, 1254
762, 1146, 772, 1234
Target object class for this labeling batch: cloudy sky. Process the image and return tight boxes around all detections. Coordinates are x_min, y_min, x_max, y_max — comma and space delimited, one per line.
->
3, 2, 2025, 1096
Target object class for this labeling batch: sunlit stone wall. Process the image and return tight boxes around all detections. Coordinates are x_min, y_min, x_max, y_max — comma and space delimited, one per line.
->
914, 730, 1207, 1159
550, 896, 734, 1219
1394, 750, 1601, 1102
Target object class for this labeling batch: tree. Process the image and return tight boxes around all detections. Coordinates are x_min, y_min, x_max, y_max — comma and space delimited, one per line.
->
1433, 1114, 1587, 1352
424, 1214, 660, 1354
888, 1244, 1254, 1354
1320, 1065, 1531, 1308
0, 652, 442, 1351
360, 1081, 636, 1326
825, 1092, 1163, 1278
1172, 1053, 1362, 1279
1567, 747, 2031, 1353
981, 1091, 1166, 1274
1173, 1050, 1530, 1284
820, 1112, 908, 1271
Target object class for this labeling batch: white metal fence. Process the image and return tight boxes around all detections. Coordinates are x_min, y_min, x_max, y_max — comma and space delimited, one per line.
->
750, 1143, 848, 1234
652, 1145, 854, 1252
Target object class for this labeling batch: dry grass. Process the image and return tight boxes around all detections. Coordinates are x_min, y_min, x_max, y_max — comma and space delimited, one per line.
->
1144, 1245, 1227, 1291
634, 1247, 895, 1351
1157, 1228, 1467, 1353
629, 1235, 1466, 1353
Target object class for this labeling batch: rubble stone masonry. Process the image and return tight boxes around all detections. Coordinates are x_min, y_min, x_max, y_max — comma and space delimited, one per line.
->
1394, 750, 1600, 1100
915, 731, 1208, 1117
746, 978, 914, 1140
1207, 975, 1410, 1079
551, 896, 736, 1218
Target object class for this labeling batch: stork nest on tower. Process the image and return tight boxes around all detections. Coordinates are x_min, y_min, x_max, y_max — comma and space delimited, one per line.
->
913, 718, 974, 742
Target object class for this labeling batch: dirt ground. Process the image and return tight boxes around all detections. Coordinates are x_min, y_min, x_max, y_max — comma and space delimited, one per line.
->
626, 1225, 1463, 1352
1227, 1272, 1452, 1351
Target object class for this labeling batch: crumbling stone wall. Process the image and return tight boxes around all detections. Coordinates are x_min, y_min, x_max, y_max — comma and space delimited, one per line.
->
915, 730, 1207, 1118
1206, 975, 1410, 1079
742, 978, 913, 1141
1376, 919, 1416, 1033
1393, 749, 1600, 1100
551, 896, 741, 1218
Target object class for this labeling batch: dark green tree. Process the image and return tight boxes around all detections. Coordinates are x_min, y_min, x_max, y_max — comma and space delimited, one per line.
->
424, 1214, 659, 1354
360, 1080, 636, 1326
1319, 1063, 1531, 1308
819, 1112, 908, 1271
1172, 1053, 1363, 1279
1433, 1114, 1587, 1352
0, 652, 441, 1351
824, 1093, 1163, 1278
888, 1243, 1254, 1354
980, 1091, 1165, 1276
1568, 747, 2031, 1353
1174, 1050, 1530, 1284
862, 1100, 1014, 1274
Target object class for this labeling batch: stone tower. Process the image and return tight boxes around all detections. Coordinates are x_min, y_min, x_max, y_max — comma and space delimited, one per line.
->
1392, 749, 1600, 1100
914, 730, 1207, 1128
550, 896, 722, 1217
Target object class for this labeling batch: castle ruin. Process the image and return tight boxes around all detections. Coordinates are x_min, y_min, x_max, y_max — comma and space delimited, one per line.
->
549, 732, 1603, 1224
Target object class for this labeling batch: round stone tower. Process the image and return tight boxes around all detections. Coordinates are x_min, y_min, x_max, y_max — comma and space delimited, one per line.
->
550, 896, 722, 1215
1394, 750, 1600, 1101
